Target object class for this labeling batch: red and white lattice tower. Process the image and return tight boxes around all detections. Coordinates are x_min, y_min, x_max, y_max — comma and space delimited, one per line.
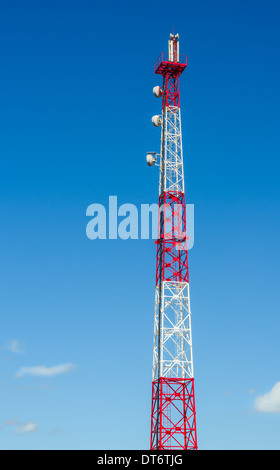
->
146, 34, 198, 450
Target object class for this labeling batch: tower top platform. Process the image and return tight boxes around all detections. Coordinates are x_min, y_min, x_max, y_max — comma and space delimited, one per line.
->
155, 52, 187, 75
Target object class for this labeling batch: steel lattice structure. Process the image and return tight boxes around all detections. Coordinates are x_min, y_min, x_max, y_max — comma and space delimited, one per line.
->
147, 34, 198, 450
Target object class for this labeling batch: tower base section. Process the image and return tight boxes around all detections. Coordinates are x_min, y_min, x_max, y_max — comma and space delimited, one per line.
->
150, 377, 197, 450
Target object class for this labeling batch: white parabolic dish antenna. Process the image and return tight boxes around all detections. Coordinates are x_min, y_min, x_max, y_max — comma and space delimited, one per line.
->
146, 154, 156, 166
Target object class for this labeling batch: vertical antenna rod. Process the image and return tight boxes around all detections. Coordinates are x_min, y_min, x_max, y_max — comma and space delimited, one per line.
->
147, 34, 198, 450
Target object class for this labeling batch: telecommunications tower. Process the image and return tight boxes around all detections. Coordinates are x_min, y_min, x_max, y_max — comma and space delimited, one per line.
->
146, 34, 198, 450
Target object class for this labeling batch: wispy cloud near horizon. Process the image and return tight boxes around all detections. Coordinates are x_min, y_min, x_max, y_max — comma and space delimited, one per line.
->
1, 419, 38, 435
15, 363, 76, 378
1, 340, 25, 354
13, 422, 38, 435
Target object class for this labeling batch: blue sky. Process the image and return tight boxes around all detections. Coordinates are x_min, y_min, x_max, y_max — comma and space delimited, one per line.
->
0, 0, 279, 449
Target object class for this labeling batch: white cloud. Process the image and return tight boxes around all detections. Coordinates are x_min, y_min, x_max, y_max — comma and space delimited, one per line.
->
2, 340, 25, 354
9, 340, 25, 354
254, 381, 280, 413
1, 419, 38, 435
13, 422, 38, 435
15, 363, 76, 378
